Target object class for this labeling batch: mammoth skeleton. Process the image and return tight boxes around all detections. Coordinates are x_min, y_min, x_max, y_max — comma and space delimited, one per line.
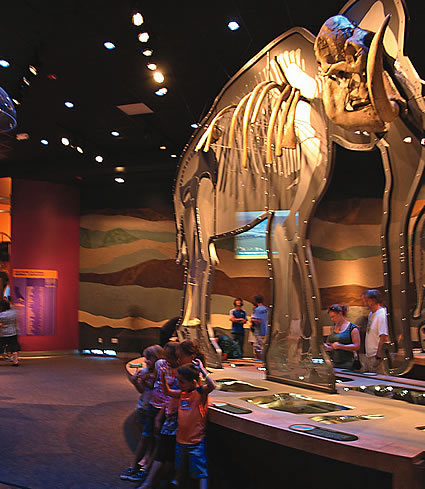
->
174, 0, 425, 391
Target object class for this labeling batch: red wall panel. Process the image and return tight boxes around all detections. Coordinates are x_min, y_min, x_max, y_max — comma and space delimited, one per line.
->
10, 180, 80, 351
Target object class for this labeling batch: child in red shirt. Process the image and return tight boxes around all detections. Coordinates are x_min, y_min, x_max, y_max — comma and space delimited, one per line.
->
161, 359, 215, 489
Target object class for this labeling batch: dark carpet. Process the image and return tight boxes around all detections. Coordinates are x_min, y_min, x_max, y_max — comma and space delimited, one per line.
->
0, 354, 393, 489
0, 355, 141, 489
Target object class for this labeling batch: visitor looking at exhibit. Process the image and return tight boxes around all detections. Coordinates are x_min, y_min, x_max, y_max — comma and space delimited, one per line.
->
325, 304, 360, 369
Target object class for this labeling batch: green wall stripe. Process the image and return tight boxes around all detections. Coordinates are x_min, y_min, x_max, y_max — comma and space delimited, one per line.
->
311, 245, 381, 261
80, 227, 176, 248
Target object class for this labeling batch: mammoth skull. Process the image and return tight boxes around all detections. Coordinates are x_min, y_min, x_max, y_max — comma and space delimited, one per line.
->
314, 14, 401, 132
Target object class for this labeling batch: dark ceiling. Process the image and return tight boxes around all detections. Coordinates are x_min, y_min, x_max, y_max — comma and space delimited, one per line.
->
0, 0, 423, 192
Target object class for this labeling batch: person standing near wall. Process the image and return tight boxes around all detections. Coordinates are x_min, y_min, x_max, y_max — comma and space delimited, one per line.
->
250, 295, 269, 360
363, 289, 389, 374
229, 298, 247, 356
0, 298, 20, 366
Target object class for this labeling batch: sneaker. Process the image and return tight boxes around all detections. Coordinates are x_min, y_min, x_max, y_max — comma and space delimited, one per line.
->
120, 467, 140, 481
128, 470, 148, 482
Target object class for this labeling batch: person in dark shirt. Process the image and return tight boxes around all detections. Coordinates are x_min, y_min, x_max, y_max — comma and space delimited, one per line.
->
229, 298, 247, 356
214, 332, 242, 360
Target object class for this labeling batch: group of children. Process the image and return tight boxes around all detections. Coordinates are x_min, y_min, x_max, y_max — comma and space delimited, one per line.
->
121, 340, 216, 489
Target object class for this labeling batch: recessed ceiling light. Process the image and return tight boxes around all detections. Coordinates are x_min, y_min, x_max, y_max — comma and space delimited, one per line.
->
40, 139, 49, 145
170, 154, 177, 158
142, 49, 153, 57
16, 133, 29, 141
104, 41, 116, 50
155, 87, 168, 96
228, 21, 240, 31
0, 59, 10, 68
29, 65, 38, 75
191, 123, 199, 129
115, 166, 125, 172
403, 136, 412, 143
23, 77, 30, 86
95, 155, 104, 163
65, 101, 74, 108
153, 71, 164, 83
12, 99, 20, 105
76, 146, 83, 153
115, 177, 125, 183
61, 137, 70, 146
132, 12, 144, 26
138, 32, 149, 43
147, 63, 157, 71
160, 146, 166, 150
111, 131, 120, 137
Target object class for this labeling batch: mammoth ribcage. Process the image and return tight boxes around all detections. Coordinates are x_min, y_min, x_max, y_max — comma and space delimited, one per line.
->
202, 88, 304, 210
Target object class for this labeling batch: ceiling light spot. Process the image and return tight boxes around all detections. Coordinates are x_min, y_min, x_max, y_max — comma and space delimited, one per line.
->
76, 146, 83, 153
0, 59, 10, 68
191, 123, 199, 129
95, 155, 104, 163
147, 63, 157, 71
159, 146, 166, 150
64, 101, 74, 108
403, 136, 412, 143
40, 139, 49, 145
155, 87, 168, 96
228, 21, 240, 31
138, 32, 150, 43
111, 131, 120, 137
115, 166, 125, 172
61, 137, 70, 146
12, 99, 20, 105
115, 177, 125, 183
142, 49, 153, 56
16, 133, 29, 141
132, 12, 144, 26
153, 71, 164, 83
48, 73, 57, 80
104, 41, 116, 50
23, 77, 30, 86
170, 154, 177, 158
29, 65, 38, 75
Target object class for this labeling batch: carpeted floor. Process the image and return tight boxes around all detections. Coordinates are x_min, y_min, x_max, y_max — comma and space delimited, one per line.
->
0, 354, 143, 489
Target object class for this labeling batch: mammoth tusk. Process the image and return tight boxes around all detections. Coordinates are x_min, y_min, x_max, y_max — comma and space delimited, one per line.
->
228, 93, 252, 149
281, 89, 300, 150
367, 13, 399, 123
241, 81, 271, 167
251, 81, 282, 124
276, 87, 296, 156
195, 105, 236, 152
266, 85, 291, 164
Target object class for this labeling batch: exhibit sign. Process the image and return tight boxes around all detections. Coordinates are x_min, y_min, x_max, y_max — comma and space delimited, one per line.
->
12, 269, 58, 336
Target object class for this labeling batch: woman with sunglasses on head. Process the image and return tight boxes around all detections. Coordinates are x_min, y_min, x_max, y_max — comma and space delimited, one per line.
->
324, 304, 360, 369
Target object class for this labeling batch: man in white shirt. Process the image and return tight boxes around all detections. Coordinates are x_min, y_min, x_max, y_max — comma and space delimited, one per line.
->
363, 289, 388, 374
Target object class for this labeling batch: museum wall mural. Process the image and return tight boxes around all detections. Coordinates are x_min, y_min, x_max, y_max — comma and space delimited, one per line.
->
78, 208, 269, 352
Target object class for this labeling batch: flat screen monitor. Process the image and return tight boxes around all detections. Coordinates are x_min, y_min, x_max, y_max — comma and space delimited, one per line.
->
235, 210, 297, 259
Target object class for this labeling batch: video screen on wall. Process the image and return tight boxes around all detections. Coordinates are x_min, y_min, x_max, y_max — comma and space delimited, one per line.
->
235, 210, 297, 259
